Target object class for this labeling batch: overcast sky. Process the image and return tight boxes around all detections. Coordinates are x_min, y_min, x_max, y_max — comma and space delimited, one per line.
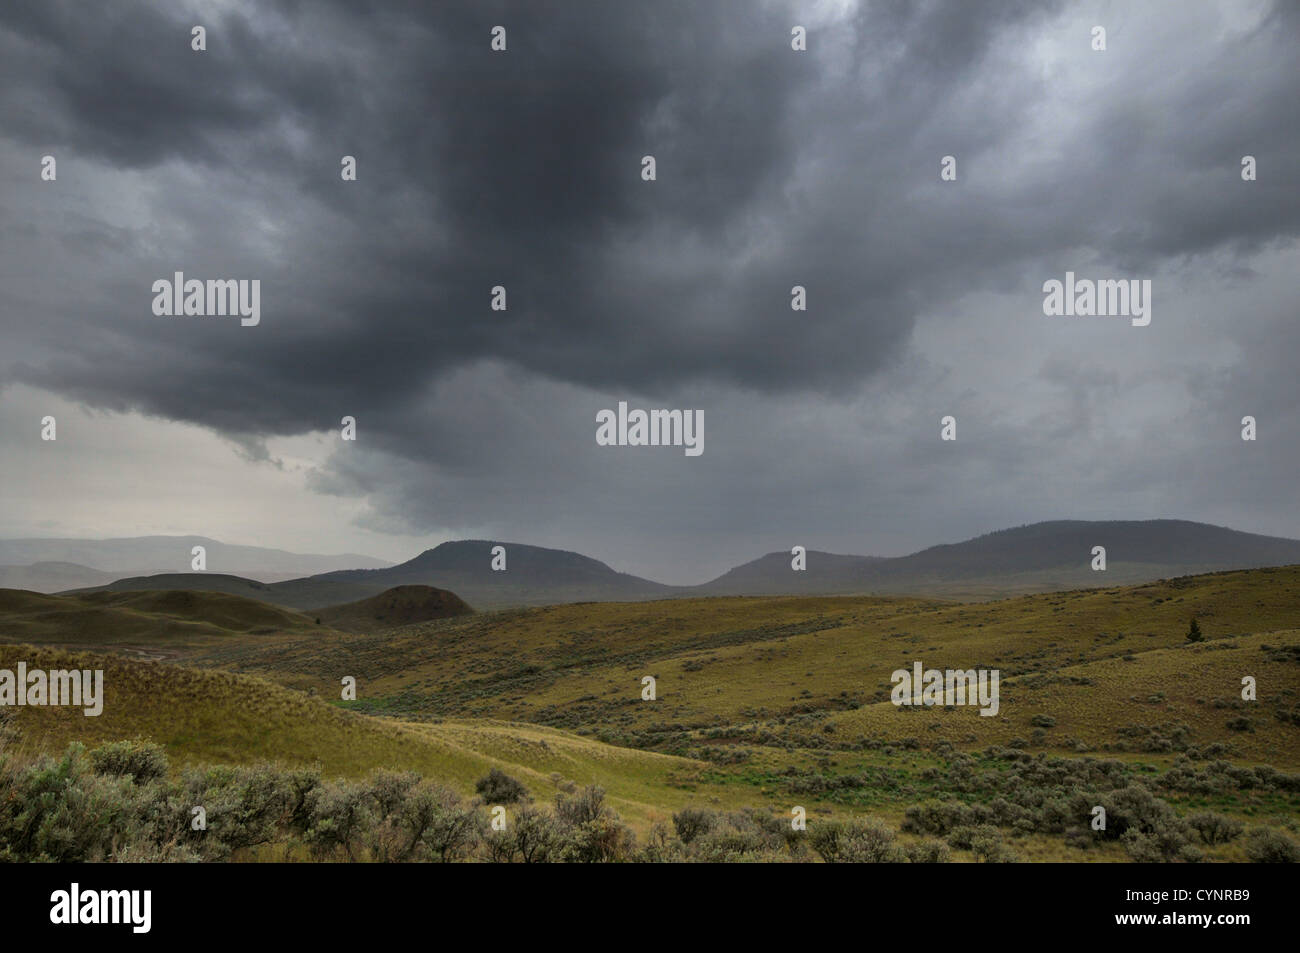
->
0, 0, 1296, 584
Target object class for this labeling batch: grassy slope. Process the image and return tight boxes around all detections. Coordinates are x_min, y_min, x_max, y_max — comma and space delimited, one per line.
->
3, 566, 1298, 852
0, 588, 334, 656
316, 585, 474, 632
190, 566, 1300, 767
0, 644, 712, 827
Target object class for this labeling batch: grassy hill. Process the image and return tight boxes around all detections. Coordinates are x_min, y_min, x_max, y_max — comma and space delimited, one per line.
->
4, 565, 1298, 860
316, 585, 475, 632
71, 572, 283, 601
192, 565, 1300, 769
0, 643, 712, 827
0, 587, 330, 657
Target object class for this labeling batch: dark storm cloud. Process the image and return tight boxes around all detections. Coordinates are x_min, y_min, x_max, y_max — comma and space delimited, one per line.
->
1, 0, 1096, 430
1, 0, 1298, 580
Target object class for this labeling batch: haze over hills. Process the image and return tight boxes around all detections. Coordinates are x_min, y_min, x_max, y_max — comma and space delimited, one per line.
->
304, 540, 679, 608
0, 536, 391, 591
56, 520, 1300, 610
700, 520, 1300, 598
66, 540, 677, 609
0, 561, 120, 593
699, 551, 889, 596
76, 572, 284, 602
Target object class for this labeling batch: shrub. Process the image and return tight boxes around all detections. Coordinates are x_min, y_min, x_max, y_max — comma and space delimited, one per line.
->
905, 839, 951, 863
475, 768, 530, 805
811, 818, 906, 863
304, 781, 373, 861
366, 770, 420, 820
949, 824, 1019, 862
88, 740, 169, 783
182, 763, 313, 859
405, 785, 482, 862
555, 784, 609, 827
1186, 811, 1244, 845
551, 786, 635, 862
1244, 828, 1300, 863
0, 745, 151, 862
509, 805, 563, 863
1122, 829, 1201, 863
672, 806, 716, 845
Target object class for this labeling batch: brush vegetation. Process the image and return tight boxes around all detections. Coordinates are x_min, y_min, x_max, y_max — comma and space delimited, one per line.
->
2, 564, 1298, 861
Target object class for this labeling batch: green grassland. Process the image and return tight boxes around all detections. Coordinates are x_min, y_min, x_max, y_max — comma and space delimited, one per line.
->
0, 644, 715, 829
1, 565, 1298, 861
0, 588, 332, 657
183, 566, 1300, 765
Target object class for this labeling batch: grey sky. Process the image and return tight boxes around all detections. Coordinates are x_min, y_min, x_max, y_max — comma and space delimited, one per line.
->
1, 0, 1296, 584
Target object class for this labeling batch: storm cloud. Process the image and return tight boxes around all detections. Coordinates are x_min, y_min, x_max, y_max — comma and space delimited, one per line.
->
1, 0, 1296, 583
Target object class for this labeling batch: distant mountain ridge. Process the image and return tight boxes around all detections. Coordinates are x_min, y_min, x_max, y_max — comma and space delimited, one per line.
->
51, 520, 1300, 610
0, 562, 120, 593
0, 536, 391, 591
698, 551, 888, 596
702, 520, 1300, 597
304, 540, 679, 608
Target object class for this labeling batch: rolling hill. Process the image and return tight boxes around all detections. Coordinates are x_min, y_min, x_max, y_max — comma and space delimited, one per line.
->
61, 520, 1300, 609
0, 561, 119, 593
316, 585, 475, 632
70, 540, 679, 609
300, 540, 681, 608
76, 572, 283, 602
0, 586, 330, 653
699, 520, 1300, 598
194, 564, 1300, 768
0, 643, 708, 826
4, 564, 1299, 857
698, 551, 887, 595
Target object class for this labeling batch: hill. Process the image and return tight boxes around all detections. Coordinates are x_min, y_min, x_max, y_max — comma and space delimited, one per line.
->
201, 564, 1300, 769
0, 586, 328, 654
5, 564, 1299, 858
699, 551, 887, 595
76, 572, 281, 601
0, 643, 709, 826
316, 585, 475, 632
0, 536, 390, 586
699, 520, 1300, 598
0, 561, 119, 593
279, 540, 680, 609
62, 520, 1300, 609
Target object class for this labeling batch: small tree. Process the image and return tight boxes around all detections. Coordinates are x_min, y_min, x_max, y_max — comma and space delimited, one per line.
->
1186, 618, 1204, 643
